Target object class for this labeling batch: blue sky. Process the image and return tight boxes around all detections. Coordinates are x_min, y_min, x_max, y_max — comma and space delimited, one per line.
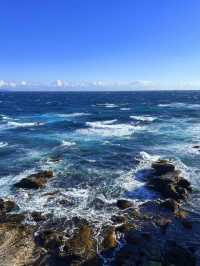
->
0, 0, 200, 90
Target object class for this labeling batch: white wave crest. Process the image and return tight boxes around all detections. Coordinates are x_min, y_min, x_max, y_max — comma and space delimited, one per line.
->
0, 115, 11, 120
96, 103, 119, 108
138, 151, 160, 162
0, 142, 8, 148
86, 119, 118, 127
130, 115, 156, 122
7, 121, 40, 128
61, 140, 76, 146
77, 120, 143, 137
57, 112, 90, 118
158, 103, 200, 109
120, 108, 131, 111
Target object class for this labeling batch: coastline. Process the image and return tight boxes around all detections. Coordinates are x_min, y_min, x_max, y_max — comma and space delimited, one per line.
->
0, 159, 198, 266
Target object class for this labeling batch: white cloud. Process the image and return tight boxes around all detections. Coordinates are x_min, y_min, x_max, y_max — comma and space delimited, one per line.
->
0, 80, 8, 87
54, 80, 66, 87
0, 79, 200, 91
0, 80, 17, 88
21, 81, 27, 86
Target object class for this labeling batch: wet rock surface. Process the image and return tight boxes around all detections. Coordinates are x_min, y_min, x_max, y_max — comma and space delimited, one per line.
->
147, 160, 192, 201
14, 170, 54, 189
0, 161, 199, 265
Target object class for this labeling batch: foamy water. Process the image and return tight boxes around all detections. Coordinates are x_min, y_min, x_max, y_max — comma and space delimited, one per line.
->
0, 91, 200, 222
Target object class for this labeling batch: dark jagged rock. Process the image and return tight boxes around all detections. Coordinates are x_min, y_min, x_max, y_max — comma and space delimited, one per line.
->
161, 199, 179, 212
116, 199, 133, 210
115, 222, 134, 233
35, 229, 63, 252
4, 213, 25, 224
147, 161, 192, 201
111, 215, 127, 224
0, 198, 19, 213
81, 255, 103, 266
192, 145, 200, 149
164, 245, 196, 266
181, 218, 193, 229
152, 160, 175, 175
31, 212, 47, 222
125, 229, 144, 245
177, 178, 192, 190
155, 217, 172, 233
14, 170, 53, 189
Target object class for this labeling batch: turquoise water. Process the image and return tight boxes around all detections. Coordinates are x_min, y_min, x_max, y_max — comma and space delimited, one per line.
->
0, 91, 199, 223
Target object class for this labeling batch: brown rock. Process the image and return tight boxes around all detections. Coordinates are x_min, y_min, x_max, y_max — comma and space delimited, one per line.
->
102, 227, 117, 250
116, 199, 133, 210
65, 224, 95, 259
36, 229, 63, 251
175, 209, 188, 219
0, 198, 18, 213
4, 213, 25, 224
0, 223, 38, 266
14, 170, 53, 189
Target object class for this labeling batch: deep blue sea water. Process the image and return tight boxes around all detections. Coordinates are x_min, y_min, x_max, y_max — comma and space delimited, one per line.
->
0, 91, 200, 224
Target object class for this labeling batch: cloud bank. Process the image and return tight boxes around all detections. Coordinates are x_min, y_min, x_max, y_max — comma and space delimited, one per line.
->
0, 79, 200, 91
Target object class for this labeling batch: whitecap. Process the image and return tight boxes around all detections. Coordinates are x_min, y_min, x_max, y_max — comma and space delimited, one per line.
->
57, 112, 90, 118
120, 108, 131, 111
0, 115, 11, 120
138, 151, 160, 162
130, 115, 156, 122
86, 119, 117, 127
7, 121, 40, 128
61, 140, 76, 147
0, 142, 8, 148
158, 102, 200, 109
77, 120, 144, 137
96, 103, 119, 108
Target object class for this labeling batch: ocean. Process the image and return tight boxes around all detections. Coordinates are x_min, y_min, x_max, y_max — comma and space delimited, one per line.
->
0, 90, 200, 225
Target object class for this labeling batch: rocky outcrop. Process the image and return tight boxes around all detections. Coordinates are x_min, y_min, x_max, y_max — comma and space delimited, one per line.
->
147, 160, 192, 201
164, 244, 196, 266
14, 170, 53, 189
0, 198, 18, 213
0, 223, 39, 266
64, 223, 96, 262
152, 160, 175, 175
102, 227, 117, 250
116, 199, 133, 210
0, 158, 197, 266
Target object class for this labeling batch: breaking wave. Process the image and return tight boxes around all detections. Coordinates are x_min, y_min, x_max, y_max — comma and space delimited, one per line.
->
130, 115, 157, 122
0, 142, 8, 148
77, 120, 144, 137
158, 103, 200, 109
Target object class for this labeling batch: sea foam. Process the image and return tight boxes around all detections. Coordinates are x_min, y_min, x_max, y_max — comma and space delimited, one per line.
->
77, 120, 143, 137
130, 115, 156, 122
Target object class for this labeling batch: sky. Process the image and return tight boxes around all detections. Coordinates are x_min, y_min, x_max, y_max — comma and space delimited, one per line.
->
0, 0, 200, 90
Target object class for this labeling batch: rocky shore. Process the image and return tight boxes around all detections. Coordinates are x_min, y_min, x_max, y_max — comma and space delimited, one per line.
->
0, 160, 199, 265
